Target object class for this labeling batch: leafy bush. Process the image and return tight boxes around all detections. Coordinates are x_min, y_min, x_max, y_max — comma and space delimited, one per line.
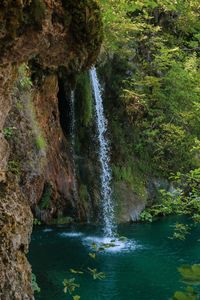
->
140, 168, 200, 222
99, 0, 200, 178
170, 223, 191, 241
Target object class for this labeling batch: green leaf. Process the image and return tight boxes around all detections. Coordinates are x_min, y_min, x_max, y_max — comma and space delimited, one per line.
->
173, 290, 196, 300
63, 278, 80, 295
69, 269, 84, 275
89, 253, 96, 259
88, 268, 106, 280
178, 264, 200, 285
73, 296, 81, 300
91, 243, 97, 250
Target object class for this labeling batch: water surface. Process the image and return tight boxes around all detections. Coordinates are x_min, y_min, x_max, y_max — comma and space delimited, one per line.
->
29, 216, 200, 300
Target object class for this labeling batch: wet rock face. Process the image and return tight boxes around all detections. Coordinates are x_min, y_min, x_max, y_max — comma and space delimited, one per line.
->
114, 182, 146, 223
0, 1, 102, 299
0, 0, 103, 70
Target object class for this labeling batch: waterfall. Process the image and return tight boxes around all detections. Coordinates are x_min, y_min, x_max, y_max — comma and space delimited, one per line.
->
70, 91, 76, 149
90, 67, 116, 237
70, 91, 79, 206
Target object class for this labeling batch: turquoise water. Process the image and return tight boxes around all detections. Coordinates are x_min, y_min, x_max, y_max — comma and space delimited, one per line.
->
29, 217, 200, 300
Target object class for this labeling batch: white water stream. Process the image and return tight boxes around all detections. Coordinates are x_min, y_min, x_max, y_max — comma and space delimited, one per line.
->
90, 67, 116, 237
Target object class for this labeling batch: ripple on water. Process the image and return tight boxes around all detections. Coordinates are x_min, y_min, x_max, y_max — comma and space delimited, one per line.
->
42, 228, 53, 233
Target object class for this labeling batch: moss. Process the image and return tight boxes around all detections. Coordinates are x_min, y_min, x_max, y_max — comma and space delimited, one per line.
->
28, 0, 46, 28
20, 64, 46, 155
18, 63, 33, 91
8, 160, 21, 176
21, 0, 46, 30
112, 162, 147, 200
39, 183, 52, 210
79, 184, 89, 204
0, 0, 45, 46
75, 71, 93, 127
0, 3, 24, 39
35, 135, 46, 151
61, 0, 103, 66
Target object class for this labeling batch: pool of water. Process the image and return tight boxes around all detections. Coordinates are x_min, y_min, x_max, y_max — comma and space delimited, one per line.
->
29, 216, 200, 300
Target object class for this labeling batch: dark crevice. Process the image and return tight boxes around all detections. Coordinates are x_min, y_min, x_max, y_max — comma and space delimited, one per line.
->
57, 79, 71, 138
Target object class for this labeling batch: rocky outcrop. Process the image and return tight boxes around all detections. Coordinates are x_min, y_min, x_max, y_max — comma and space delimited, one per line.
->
114, 182, 146, 222
0, 1, 102, 299
0, 177, 33, 300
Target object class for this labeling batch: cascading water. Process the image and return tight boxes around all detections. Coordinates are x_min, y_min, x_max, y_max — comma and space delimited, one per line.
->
90, 67, 116, 237
70, 91, 79, 206
71, 91, 75, 147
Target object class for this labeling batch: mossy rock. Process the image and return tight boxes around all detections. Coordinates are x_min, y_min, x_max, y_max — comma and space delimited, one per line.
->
24, 0, 46, 29
0, 0, 45, 43
61, 0, 103, 65
39, 183, 52, 210
75, 71, 93, 127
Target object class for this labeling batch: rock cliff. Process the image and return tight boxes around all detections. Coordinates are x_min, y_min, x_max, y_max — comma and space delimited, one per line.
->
0, 1, 102, 299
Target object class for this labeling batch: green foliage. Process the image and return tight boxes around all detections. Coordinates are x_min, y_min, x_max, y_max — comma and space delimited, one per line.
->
87, 268, 105, 280
124, 56, 200, 175
140, 168, 200, 222
173, 287, 198, 300
100, 0, 200, 53
8, 160, 21, 176
33, 218, 41, 226
172, 265, 200, 300
73, 296, 81, 300
31, 273, 40, 293
25, 94, 47, 156
178, 265, 200, 285
99, 0, 200, 180
39, 183, 52, 210
63, 278, 80, 295
3, 127, 16, 139
140, 211, 153, 222
18, 64, 32, 91
70, 269, 84, 275
112, 162, 147, 199
89, 253, 96, 259
62, 237, 122, 297
170, 223, 191, 241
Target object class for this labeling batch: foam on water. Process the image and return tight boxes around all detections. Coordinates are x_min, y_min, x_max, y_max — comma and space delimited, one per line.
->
59, 232, 84, 238
82, 236, 142, 253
